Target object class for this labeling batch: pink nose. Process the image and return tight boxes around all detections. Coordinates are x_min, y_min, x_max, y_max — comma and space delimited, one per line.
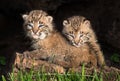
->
33, 30, 38, 34
74, 42, 79, 45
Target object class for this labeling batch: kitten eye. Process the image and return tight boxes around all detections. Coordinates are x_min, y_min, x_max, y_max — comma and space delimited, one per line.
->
39, 24, 44, 28
79, 33, 83, 37
27, 23, 33, 29
64, 33, 68, 35
69, 34, 74, 39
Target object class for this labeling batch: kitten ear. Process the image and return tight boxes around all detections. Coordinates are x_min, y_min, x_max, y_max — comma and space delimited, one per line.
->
63, 20, 69, 26
84, 20, 91, 27
22, 14, 28, 20
46, 16, 53, 22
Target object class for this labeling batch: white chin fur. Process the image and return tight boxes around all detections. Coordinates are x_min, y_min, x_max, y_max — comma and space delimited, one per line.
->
32, 32, 47, 40
32, 35, 39, 39
73, 44, 80, 47
39, 32, 47, 39
72, 43, 81, 47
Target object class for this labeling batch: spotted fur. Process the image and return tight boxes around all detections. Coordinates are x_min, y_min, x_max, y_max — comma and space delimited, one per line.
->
22, 10, 54, 40
62, 16, 105, 67
22, 11, 105, 68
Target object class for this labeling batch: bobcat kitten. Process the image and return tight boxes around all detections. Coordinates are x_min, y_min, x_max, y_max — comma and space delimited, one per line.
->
22, 10, 101, 70
22, 10, 54, 49
62, 16, 105, 67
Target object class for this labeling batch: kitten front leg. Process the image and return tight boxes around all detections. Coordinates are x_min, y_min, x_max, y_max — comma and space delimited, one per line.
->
87, 42, 106, 67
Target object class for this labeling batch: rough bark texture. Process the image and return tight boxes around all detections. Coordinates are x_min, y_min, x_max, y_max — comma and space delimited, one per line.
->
13, 50, 120, 81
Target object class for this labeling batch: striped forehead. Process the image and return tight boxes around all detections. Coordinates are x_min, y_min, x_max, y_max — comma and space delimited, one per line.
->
70, 19, 82, 31
30, 14, 44, 21
27, 11, 47, 22
68, 16, 85, 31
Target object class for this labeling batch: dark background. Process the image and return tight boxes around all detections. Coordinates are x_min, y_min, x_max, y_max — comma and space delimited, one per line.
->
0, 0, 120, 75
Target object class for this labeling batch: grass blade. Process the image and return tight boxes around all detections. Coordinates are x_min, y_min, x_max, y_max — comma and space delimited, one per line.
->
2, 75, 6, 81
81, 64, 85, 81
